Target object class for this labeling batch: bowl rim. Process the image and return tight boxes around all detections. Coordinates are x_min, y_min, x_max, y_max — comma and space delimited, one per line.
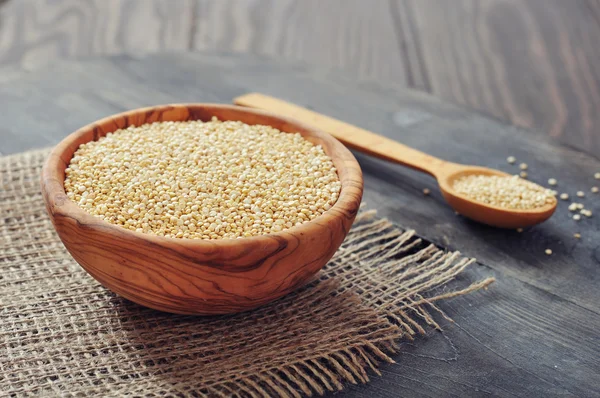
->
41, 103, 363, 251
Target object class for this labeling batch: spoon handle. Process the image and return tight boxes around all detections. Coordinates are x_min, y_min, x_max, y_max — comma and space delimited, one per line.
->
234, 93, 447, 176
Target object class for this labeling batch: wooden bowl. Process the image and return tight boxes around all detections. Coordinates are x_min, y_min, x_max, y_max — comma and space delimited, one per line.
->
41, 104, 363, 315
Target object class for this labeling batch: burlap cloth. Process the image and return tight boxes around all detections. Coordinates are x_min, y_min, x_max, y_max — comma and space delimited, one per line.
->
1, 149, 494, 397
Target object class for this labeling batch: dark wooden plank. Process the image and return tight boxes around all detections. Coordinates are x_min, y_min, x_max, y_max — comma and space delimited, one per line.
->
0, 0, 408, 83
3, 0, 600, 159
345, 266, 600, 397
0, 0, 194, 68
0, 53, 599, 396
388, 0, 431, 91
192, 0, 409, 84
403, 0, 600, 156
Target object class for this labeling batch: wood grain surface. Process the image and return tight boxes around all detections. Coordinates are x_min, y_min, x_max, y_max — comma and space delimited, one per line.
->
40, 103, 363, 314
1, 0, 599, 155
0, 0, 193, 68
1, 53, 599, 397
409, 0, 600, 158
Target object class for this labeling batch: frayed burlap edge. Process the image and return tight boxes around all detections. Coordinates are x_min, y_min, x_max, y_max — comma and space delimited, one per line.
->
0, 149, 494, 397
200, 210, 495, 397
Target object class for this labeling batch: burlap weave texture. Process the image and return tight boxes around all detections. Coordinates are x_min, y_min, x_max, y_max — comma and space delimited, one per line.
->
0, 149, 493, 397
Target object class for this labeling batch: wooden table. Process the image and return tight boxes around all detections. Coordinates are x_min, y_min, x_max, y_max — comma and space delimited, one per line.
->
1, 53, 599, 397
1, 0, 600, 156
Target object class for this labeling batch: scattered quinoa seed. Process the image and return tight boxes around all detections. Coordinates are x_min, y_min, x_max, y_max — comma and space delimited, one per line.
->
545, 249, 552, 255
559, 193, 569, 200
452, 174, 555, 210
423, 188, 431, 195
595, 172, 600, 180
576, 203, 584, 210
582, 209, 593, 217
577, 191, 585, 197
573, 214, 581, 221
519, 163, 528, 170
574, 233, 581, 239
64, 119, 342, 240
548, 178, 557, 186
520, 171, 528, 178
592, 186, 599, 193
507, 156, 516, 164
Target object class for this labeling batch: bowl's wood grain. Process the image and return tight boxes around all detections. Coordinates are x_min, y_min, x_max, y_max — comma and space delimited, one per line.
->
41, 104, 363, 314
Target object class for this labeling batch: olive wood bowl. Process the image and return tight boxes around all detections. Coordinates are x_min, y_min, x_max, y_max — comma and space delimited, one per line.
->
41, 104, 363, 315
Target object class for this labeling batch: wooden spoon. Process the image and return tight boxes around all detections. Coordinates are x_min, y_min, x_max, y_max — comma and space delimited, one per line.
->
234, 93, 557, 229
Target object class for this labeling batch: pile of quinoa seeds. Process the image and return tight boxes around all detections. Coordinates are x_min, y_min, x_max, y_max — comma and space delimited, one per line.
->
453, 174, 555, 210
64, 118, 342, 240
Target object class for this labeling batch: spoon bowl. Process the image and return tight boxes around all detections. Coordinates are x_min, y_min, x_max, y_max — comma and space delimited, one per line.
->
438, 164, 557, 228
236, 93, 558, 228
